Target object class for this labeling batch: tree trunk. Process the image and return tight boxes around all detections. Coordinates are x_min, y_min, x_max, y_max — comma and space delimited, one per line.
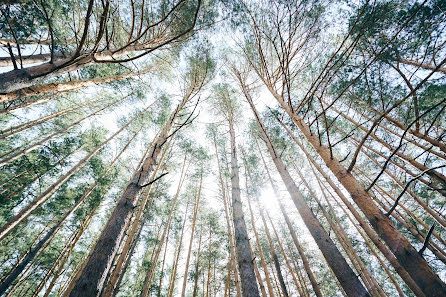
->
139, 155, 188, 297
266, 213, 305, 297
399, 58, 446, 74
0, 97, 101, 140
0, 94, 127, 166
245, 183, 275, 297
295, 165, 386, 297
240, 81, 369, 296
0, 52, 63, 68
0, 68, 151, 104
0, 102, 149, 241
242, 151, 287, 297
181, 173, 203, 297
228, 113, 261, 297
213, 134, 243, 297
64, 95, 190, 297
166, 201, 190, 297
255, 138, 323, 297
0, 126, 139, 295
192, 230, 203, 297
265, 82, 446, 295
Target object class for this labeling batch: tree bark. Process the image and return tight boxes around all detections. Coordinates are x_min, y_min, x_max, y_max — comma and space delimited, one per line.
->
255, 138, 323, 297
64, 94, 190, 297
228, 113, 261, 297
240, 78, 370, 297
271, 90, 446, 295
0, 68, 151, 104
213, 134, 243, 297
0, 126, 140, 295
0, 102, 149, 241
181, 173, 203, 297
139, 155, 188, 297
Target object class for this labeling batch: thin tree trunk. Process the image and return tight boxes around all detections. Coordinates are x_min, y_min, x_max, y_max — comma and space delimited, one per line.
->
266, 213, 305, 297
228, 112, 261, 297
206, 227, 212, 297
139, 155, 188, 297
0, 93, 127, 166
102, 141, 175, 296
254, 138, 323, 297
158, 225, 170, 297
242, 155, 289, 297
1, 92, 59, 114
213, 134, 243, 297
0, 52, 63, 68
192, 230, 203, 297
64, 94, 191, 297
0, 97, 101, 140
181, 173, 203, 297
0, 102, 149, 241
246, 184, 275, 297
250, 244, 268, 297
166, 201, 190, 297
0, 68, 151, 104
295, 165, 387, 297
267, 83, 446, 295
332, 105, 446, 194
399, 58, 446, 74
241, 84, 369, 297
275, 111, 427, 297
0, 126, 140, 295
321, 177, 406, 297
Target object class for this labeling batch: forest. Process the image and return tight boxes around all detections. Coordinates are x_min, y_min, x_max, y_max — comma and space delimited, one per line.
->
0, 0, 445, 296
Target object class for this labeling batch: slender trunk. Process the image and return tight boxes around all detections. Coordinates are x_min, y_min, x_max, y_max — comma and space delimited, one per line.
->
295, 165, 386, 297
112, 196, 157, 297
343, 130, 446, 226
39, 208, 96, 297
346, 91, 446, 154
192, 231, 203, 297
158, 226, 170, 297
65, 96, 190, 297
206, 228, 212, 297
1, 92, 58, 114
228, 114, 260, 297
0, 98, 100, 140
331, 101, 445, 161
0, 102, 149, 241
102, 141, 173, 296
241, 85, 369, 297
254, 138, 323, 297
166, 201, 190, 297
321, 178, 406, 297
355, 168, 446, 263
399, 58, 446, 74
0, 126, 139, 295
139, 155, 188, 297
181, 174, 203, 297
1, 144, 83, 202
250, 243, 268, 297
246, 186, 275, 297
268, 84, 446, 295
267, 214, 305, 297
225, 256, 232, 297
275, 110, 429, 297
0, 52, 63, 68
213, 134, 243, 297
0, 68, 151, 104
243, 156, 289, 297
0, 94, 127, 166
332, 105, 446, 193
260, 213, 289, 297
